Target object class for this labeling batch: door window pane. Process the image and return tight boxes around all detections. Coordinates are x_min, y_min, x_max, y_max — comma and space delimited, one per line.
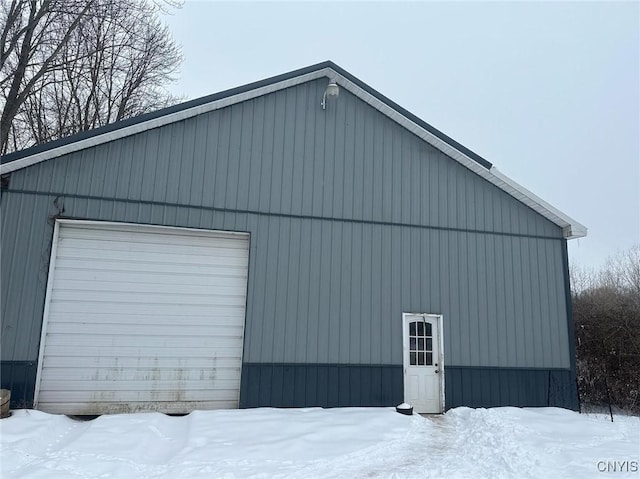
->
408, 318, 436, 367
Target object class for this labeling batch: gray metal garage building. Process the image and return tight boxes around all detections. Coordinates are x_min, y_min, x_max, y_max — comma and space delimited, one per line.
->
0, 62, 586, 414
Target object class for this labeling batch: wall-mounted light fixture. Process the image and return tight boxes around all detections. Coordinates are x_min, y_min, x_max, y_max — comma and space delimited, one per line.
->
321, 80, 340, 110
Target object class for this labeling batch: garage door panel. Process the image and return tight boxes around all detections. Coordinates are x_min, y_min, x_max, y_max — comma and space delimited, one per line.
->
56, 247, 248, 268
39, 379, 241, 392
47, 311, 245, 326
51, 280, 248, 297
48, 301, 246, 316
38, 388, 240, 403
41, 366, 241, 382
43, 356, 242, 369
43, 334, 244, 349
39, 401, 238, 415
60, 226, 247, 247
54, 259, 247, 277
43, 344, 244, 358
50, 293, 246, 308
46, 321, 244, 337
53, 269, 248, 288
59, 236, 248, 256
37, 221, 249, 415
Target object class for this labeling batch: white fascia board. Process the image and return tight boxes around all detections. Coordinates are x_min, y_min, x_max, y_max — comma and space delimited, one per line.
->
2, 66, 586, 239
488, 167, 587, 239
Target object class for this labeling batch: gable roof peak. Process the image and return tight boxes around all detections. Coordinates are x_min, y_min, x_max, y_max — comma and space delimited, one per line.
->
0, 62, 586, 239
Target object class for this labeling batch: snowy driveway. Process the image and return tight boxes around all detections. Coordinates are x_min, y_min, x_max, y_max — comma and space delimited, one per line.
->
1, 406, 638, 478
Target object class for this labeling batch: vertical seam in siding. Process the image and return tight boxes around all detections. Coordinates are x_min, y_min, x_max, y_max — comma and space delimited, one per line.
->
7, 192, 26, 362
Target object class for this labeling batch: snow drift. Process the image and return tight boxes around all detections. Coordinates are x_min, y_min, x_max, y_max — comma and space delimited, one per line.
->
1, 406, 637, 478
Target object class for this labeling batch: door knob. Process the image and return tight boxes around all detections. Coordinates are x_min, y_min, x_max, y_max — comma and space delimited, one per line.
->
435, 369, 439, 374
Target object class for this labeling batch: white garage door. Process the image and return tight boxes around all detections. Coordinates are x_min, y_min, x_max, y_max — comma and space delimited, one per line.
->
35, 220, 250, 415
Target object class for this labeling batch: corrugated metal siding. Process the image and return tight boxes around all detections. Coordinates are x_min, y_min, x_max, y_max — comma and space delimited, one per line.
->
2, 194, 569, 369
9, 80, 560, 237
2, 77, 571, 395
1, 192, 53, 360
240, 364, 404, 408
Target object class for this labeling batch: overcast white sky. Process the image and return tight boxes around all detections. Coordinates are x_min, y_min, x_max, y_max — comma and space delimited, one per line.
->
161, 1, 639, 270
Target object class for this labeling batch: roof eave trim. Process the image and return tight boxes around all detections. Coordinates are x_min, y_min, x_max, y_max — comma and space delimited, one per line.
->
0, 67, 334, 175
488, 167, 587, 239
336, 75, 587, 239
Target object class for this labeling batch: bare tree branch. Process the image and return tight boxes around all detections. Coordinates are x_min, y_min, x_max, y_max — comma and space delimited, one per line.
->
573, 244, 640, 412
1, 0, 183, 153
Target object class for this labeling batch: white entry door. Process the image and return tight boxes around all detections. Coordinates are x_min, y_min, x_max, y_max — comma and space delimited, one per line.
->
403, 313, 444, 413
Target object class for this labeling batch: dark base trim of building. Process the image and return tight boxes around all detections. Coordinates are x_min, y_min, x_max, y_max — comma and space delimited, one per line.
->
240, 364, 405, 408
444, 366, 578, 410
1, 361, 37, 408
1, 360, 578, 411
240, 363, 579, 411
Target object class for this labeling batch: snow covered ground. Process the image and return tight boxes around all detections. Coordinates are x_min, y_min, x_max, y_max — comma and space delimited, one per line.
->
1, 406, 638, 478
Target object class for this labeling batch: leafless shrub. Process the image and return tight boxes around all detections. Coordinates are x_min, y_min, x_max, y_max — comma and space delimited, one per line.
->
573, 245, 640, 413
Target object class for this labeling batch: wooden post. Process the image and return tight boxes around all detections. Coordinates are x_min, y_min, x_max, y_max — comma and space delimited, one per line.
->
0, 389, 10, 418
